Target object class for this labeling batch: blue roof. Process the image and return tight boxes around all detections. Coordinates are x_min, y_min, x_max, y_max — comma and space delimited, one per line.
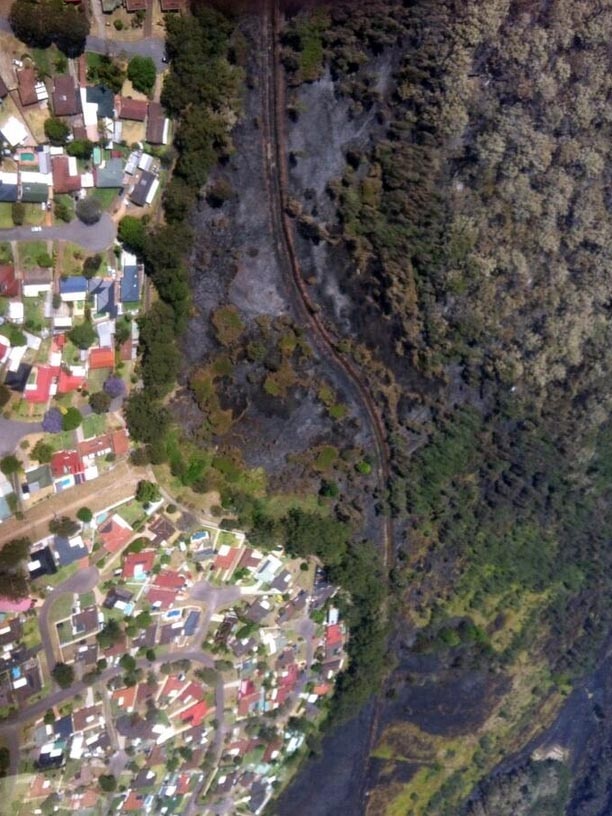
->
183, 610, 200, 637
121, 265, 140, 302
54, 715, 73, 739
89, 278, 116, 317
59, 276, 88, 295
53, 536, 88, 567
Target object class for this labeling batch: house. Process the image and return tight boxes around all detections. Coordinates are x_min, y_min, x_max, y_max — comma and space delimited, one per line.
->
116, 96, 148, 121
0, 117, 28, 147
160, 0, 185, 9
71, 606, 99, 637
146, 587, 177, 610
52, 75, 81, 117
22, 268, 52, 297
94, 157, 124, 189
0, 172, 18, 203
96, 320, 114, 348
21, 182, 49, 203
89, 278, 117, 318
183, 610, 200, 637
27, 545, 58, 580
120, 262, 141, 304
148, 516, 176, 546
0, 266, 20, 299
0, 596, 33, 613
179, 700, 209, 728
85, 85, 115, 119
88, 347, 115, 370
146, 102, 169, 145
52, 155, 81, 194
122, 550, 155, 580
24, 365, 58, 403
103, 586, 134, 610
98, 514, 133, 554
245, 597, 272, 624
23, 464, 54, 499
130, 170, 158, 207
57, 367, 87, 394
153, 570, 187, 591
213, 545, 242, 576
112, 685, 136, 712
59, 276, 88, 302
73, 703, 104, 732
53, 534, 88, 567
50, 450, 84, 479
17, 67, 39, 106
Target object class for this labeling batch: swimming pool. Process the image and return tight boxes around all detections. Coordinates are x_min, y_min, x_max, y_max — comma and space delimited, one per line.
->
20, 152, 35, 162
96, 511, 109, 524
164, 609, 182, 621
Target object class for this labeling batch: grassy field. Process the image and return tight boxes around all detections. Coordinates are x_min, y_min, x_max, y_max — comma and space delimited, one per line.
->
19, 241, 49, 269
54, 195, 75, 223
82, 413, 107, 440
49, 593, 73, 625
0, 203, 13, 228
116, 499, 146, 527
91, 187, 120, 210
0, 242, 12, 263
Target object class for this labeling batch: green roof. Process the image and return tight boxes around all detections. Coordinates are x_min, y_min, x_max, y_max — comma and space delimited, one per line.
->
21, 183, 49, 203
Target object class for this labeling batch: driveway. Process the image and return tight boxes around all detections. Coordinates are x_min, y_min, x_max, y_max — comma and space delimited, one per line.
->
0, 417, 42, 456
0, 214, 116, 252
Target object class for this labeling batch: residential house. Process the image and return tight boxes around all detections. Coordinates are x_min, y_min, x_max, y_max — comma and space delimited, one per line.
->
17, 68, 40, 106
245, 597, 272, 624
146, 102, 169, 145
50, 450, 84, 479
27, 545, 58, 580
22, 268, 52, 297
71, 607, 100, 639
148, 516, 176, 546
116, 96, 148, 121
52, 534, 88, 567
122, 550, 155, 581
52, 75, 81, 117
24, 364, 58, 403
88, 347, 115, 370
120, 258, 141, 305
96, 320, 114, 348
0, 266, 20, 298
160, 0, 185, 9
213, 545, 243, 578
94, 157, 125, 189
103, 586, 134, 610
0, 117, 28, 147
59, 275, 88, 303
52, 155, 81, 195
89, 278, 117, 318
23, 465, 54, 500
130, 170, 158, 207
21, 181, 49, 203
0, 172, 18, 203
98, 514, 134, 554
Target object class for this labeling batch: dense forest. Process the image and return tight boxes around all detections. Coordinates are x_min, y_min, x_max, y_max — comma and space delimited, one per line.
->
277, 0, 612, 814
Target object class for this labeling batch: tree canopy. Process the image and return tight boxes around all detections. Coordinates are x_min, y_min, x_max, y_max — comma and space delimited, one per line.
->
127, 56, 156, 95
9, 0, 89, 56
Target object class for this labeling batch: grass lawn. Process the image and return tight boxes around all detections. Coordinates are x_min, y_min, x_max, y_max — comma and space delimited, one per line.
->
86, 52, 102, 72
47, 429, 77, 452
54, 194, 75, 223
218, 530, 241, 548
91, 188, 120, 210
82, 413, 107, 440
34, 562, 79, 590
49, 593, 73, 625
62, 338, 82, 367
87, 367, 111, 393
23, 296, 48, 334
23, 203, 46, 226
30, 45, 67, 77
116, 499, 146, 527
34, 337, 51, 364
60, 241, 88, 276
12, 399, 45, 421
0, 242, 12, 264
19, 240, 49, 269
22, 617, 41, 649
0, 203, 13, 228
80, 591, 95, 607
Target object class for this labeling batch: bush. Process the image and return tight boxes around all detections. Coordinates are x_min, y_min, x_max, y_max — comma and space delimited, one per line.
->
98, 774, 117, 792
127, 56, 156, 94
83, 253, 102, 279
44, 117, 70, 145
118, 216, 146, 256
76, 196, 102, 225
66, 139, 93, 160
135, 480, 161, 505
76, 507, 93, 523
89, 391, 111, 414
51, 662, 74, 689
31, 440, 54, 464
0, 455, 21, 476
11, 202, 25, 226
68, 320, 96, 349
49, 516, 80, 537
54, 198, 72, 223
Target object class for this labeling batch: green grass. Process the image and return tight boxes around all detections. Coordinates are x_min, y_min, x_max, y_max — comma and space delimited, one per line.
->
23, 204, 46, 227
314, 445, 338, 472
87, 367, 110, 393
47, 430, 77, 452
91, 188, 120, 210
82, 413, 107, 440
218, 530, 241, 548
30, 46, 66, 77
23, 296, 48, 334
0, 242, 12, 264
86, 52, 102, 72
61, 242, 87, 276
0, 204, 14, 229
19, 241, 49, 269
80, 591, 95, 608
116, 500, 146, 527
54, 194, 75, 223
62, 338, 82, 367
34, 562, 79, 589
49, 593, 73, 625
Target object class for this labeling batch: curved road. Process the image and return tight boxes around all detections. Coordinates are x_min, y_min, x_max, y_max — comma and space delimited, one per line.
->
0, 417, 42, 456
0, 214, 116, 253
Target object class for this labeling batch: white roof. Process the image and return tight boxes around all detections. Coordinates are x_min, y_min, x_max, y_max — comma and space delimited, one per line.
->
1, 116, 28, 147
145, 178, 159, 205
7, 301, 24, 322
80, 89, 98, 127
24, 331, 41, 350
20, 170, 51, 185
0, 171, 18, 185
8, 345, 27, 372
81, 172, 94, 188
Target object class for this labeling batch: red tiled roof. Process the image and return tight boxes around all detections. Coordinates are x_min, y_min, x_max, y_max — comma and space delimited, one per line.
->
112, 685, 136, 709
325, 624, 343, 648
160, 0, 184, 10
125, 0, 147, 9
122, 550, 155, 580
159, 675, 185, 699
178, 681, 203, 705
145, 586, 176, 609
117, 96, 148, 121
122, 790, 145, 812
99, 515, 133, 554
57, 367, 86, 394
52, 155, 81, 194
0, 265, 20, 299
153, 570, 186, 590
50, 450, 83, 478
25, 365, 59, 403
52, 74, 80, 117
17, 67, 38, 106
179, 699, 209, 728
213, 546, 242, 573
78, 434, 112, 458
89, 347, 115, 370
111, 429, 130, 456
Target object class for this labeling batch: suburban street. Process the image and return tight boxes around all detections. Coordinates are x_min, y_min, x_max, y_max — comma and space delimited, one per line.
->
0, 417, 42, 457
0, 214, 117, 253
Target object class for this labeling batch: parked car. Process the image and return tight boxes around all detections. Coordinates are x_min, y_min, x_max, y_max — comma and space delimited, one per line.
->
31, 226, 42, 232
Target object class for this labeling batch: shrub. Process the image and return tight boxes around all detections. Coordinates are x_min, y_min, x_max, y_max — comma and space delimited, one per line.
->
31, 440, 54, 464
49, 516, 80, 537
44, 117, 70, 145
0, 455, 21, 476
51, 662, 74, 689
127, 55, 156, 94
62, 407, 82, 431
11, 202, 25, 226
76, 507, 93, 523
89, 391, 111, 414
76, 196, 102, 225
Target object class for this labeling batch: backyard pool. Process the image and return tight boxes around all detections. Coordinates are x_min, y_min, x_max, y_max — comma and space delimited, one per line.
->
20, 152, 35, 162
164, 609, 182, 622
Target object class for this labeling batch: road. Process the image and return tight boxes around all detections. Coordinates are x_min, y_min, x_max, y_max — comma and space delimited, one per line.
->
0, 214, 116, 253
38, 567, 100, 672
0, 417, 42, 456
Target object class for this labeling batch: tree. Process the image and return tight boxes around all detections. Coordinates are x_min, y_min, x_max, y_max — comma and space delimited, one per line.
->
97, 619, 122, 649
114, 318, 131, 347
103, 376, 126, 399
61, 407, 82, 431
31, 440, 54, 464
76, 507, 92, 523
68, 320, 96, 349
118, 216, 146, 256
76, 196, 102, 226
10, 0, 89, 56
44, 117, 70, 146
87, 54, 124, 93
0, 455, 21, 477
127, 56, 156, 94
136, 480, 161, 505
0, 536, 29, 600
66, 139, 93, 160
49, 516, 79, 537
98, 775, 117, 792
42, 408, 63, 434
0, 385, 10, 408
11, 202, 25, 226
125, 391, 169, 443
51, 662, 74, 689
54, 198, 72, 223
89, 391, 111, 414
82, 254, 102, 279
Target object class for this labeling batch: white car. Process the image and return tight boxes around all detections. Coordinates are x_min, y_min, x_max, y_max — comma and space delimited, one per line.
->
31, 226, 42, 232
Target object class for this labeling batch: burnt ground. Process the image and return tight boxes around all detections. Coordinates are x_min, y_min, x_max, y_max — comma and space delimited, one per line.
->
180, 12, 378, 504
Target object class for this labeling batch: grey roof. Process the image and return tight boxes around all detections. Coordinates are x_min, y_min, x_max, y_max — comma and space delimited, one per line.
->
120, 265, 140, 302
20, 182, 48, 203
25, 465, 53, 491
0, 182, 18, 203
53, 535, 88, 567
95, 157, 124, 189
89, 278, 116, 317
86, 86, 114, 119
130, 170, 155, 206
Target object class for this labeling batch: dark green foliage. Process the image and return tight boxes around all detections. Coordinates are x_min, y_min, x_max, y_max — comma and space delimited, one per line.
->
44, 117, 69, 145
68, 320, 96, 349
49, 515, 79, 537
135, 480, 161, 505
118, 216, 146, 256
98, 774, 117, 792
0, 455, 21, 476
87, 55, 124, 93
0, 537, 29, 600
31, 440, 54, 464
127, 56, 156, 95
89, 391, 111, 414
11, 202, 25, 226
124, 391, 169, 444
61, 407, 82, 431
53, 198, 72, 223
76, 507, 93, 523
97, 619, 122, 650
137, 302, 182, 397
0, 385, 11, 408
10, 0, 89, 56
66, 139, 94, 160
51, 662, 74, 689
76, 196, 102, 225
82, 253, 102, 279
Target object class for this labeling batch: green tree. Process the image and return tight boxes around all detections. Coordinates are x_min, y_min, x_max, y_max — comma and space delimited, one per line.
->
0, 385, 10, 408
49, 516, 79, 537
66, 139, 93, 160
125, 391, 169, 443
54, 198, 72, 223
76, 196, 102, 226
10, 0, 89, 56
97, 619, 122, 649
0, 455, 21, 476
11, 202, 25, 226
76, 507, 92, 523
51, 662, 74, 689
135, 480, 161, 505
31, 440, 54, 464
127, 56, 156, 94
44, 117, 70, 145
68, 320, 96, 349
118, 216, 146, 256
89, 391, 111, 414
82, 254, 102, 279
98, 774, 117, 792
61, 407, 82, 431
